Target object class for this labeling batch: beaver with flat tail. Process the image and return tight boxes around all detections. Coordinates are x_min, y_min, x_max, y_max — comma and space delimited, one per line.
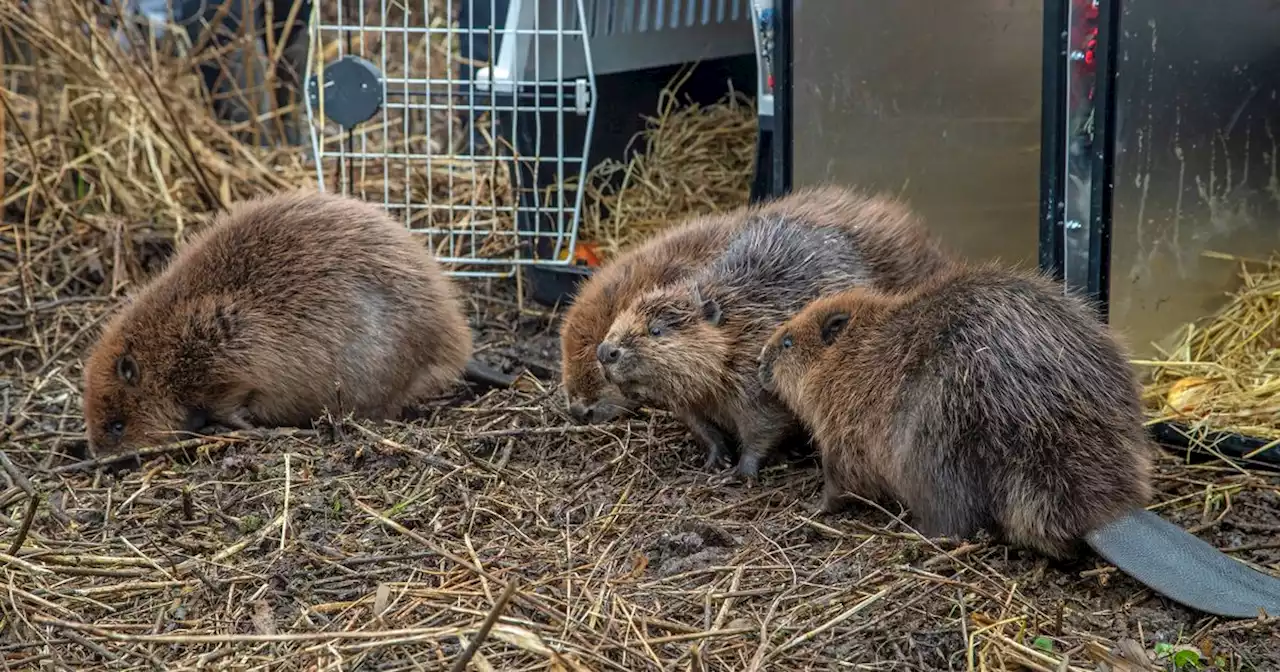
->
597, 193, 952, 477
757, 264, 1280, 619
82, 190, 480, 454
562, 185, 950, 426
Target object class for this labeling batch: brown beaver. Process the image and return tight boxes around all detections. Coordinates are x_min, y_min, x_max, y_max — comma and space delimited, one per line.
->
755, 264, 1280, 619
81, 190, 473, 454
757, 264, 1152, 556
596, 191, 952, 477
559, 212, 743, 424
561, 185, 949, 426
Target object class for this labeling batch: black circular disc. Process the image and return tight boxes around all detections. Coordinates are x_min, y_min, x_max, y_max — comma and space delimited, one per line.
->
307, 55, 384, 129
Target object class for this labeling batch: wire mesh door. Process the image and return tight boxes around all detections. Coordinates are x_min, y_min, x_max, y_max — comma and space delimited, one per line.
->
305, 0, 597, 277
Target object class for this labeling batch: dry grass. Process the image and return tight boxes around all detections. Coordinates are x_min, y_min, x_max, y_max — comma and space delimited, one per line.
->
1, 2, 1278, 671
0, 0, 311, 247
578, 67, 757, 260
1139, 253, 1280, 446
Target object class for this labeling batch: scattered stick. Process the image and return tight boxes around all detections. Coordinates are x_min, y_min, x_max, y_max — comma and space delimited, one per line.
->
35, 615, 464, 644
767, 588, 890, 659
51, 429, 316, 473
7, 491, 37, 554
347, 489, 566, 629
0, 449, 34, 496
448, 579, 518, 672
279, 452, 291, 553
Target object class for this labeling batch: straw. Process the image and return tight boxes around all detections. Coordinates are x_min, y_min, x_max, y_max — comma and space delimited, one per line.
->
576, 65, 757, 260
1139, 252, 1280, 443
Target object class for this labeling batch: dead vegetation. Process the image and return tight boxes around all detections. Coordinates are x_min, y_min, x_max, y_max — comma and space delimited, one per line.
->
577, 66, 757, 260
0, 2, 1277, 670
1141, 253, 1280, 450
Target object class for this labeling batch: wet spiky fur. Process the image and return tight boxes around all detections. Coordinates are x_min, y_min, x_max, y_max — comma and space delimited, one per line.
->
599, 188, 952, 476
758, 264, 1153, 558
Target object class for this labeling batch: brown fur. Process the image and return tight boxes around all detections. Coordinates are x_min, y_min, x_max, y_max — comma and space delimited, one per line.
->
82, 190, 472, 454
559, 212, 744, 423
598, 187, 953, 477
561, 184, 950, 424
757, 264, 1154, 559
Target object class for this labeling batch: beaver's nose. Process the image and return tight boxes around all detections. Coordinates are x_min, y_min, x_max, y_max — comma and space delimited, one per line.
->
596, 342, 622, 365
568, 402, 592, 423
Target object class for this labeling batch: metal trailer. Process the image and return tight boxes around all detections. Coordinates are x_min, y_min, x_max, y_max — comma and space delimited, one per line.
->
1038, 0, 1280, 466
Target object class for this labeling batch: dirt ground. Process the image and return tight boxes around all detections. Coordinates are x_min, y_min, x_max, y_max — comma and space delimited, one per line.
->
1, 279, 1278, 671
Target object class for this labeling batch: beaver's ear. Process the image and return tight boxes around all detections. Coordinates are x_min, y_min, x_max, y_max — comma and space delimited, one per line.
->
188, 301, 240, 345
820, 312, 850, 345
694, 290, 723, 327
684, 285, 722, 326
211, 304, 237, 341
115, 353, 140, 386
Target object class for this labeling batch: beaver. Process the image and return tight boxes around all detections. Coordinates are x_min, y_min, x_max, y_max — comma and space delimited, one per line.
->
756, 264, 1280, 619
561, 184, 950, 426
81, 190, 474, 454
559, 212, 743, 424
597, 193, 952, 477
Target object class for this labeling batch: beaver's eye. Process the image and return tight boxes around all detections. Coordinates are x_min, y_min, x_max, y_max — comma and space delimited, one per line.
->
781, 335, 794, 349
648, 325, 663, 337
107, 420, 125, 437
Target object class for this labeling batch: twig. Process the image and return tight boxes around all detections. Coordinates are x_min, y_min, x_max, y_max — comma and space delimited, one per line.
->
7, 492, 38, 554
767, 588, 890, 658
0, 550, 53, 575
448, 579, 518, 672
81, 0, 223, 211
51, 429, 316, 473
0, 449, 34, 496
279, 452, 291, 553
35, 615, 462, 644
0, 74, 72, 224
0, 22, 5, 206
442, 425, 609, 440
61, 628, 122, 664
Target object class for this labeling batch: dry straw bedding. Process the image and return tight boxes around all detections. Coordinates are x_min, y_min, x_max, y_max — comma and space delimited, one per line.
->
0, 2, 1278, 670
577, 67, 757, 260
1140, 253, 1280, 449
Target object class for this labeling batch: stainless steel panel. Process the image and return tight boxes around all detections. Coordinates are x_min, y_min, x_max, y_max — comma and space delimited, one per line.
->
1108, 0, 1280, 356
791, 1, 1044, 266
